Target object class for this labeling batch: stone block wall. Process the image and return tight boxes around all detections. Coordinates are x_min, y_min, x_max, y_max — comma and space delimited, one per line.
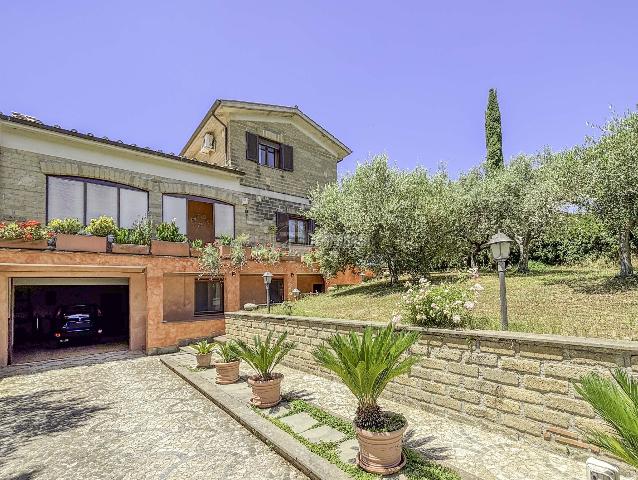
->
0, 147, 308, 245
226, 312, 638, 455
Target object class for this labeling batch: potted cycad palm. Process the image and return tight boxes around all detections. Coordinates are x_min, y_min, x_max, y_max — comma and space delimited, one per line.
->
213, 341, 241, 384
576, 369, 638, 468
313, 324, 420, 475
193, 340, 214, 368
235, 332, 296, 408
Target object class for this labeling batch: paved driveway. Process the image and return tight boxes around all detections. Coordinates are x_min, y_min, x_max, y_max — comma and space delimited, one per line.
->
0, 353, 307, 480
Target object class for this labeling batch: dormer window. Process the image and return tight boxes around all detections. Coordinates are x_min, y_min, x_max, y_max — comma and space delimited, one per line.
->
201, 133, 215, 153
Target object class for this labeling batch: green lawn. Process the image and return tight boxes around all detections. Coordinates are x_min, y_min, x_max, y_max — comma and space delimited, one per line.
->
265, 264, 638, 340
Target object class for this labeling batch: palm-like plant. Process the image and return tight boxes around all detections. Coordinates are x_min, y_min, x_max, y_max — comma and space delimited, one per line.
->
234, 332, 296, 380
313, 323, 420, 430
193, 339, 214, 355
214, 341, 241, 363
576, 369, 638, 468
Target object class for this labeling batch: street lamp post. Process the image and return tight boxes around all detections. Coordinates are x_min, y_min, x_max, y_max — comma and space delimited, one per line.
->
486, 232, 513, 331
263, 271, 273, 313
292, 288, 301, 300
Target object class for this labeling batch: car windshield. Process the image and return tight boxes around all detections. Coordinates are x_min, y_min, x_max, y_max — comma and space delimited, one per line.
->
64, 305, 94, 315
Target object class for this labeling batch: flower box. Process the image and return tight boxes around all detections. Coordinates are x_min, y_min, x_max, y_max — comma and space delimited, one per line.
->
151, 240, 190, 257
219, 245, 231, 258
190, 247, 202, 257
55, 234, 108, 253
111, 243, 150, 255
0, 239, 49, 250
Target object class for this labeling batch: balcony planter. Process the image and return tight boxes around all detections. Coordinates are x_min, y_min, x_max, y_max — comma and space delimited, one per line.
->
151, 240, 190, 257
190, 247, 202, 257
55, 234, 108, 253
0, 239, 49, 250
111, 243, 150, 255
219, 245, 231, 258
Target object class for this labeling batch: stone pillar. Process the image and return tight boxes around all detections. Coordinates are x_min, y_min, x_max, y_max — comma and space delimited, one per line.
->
128, 272, 147, 352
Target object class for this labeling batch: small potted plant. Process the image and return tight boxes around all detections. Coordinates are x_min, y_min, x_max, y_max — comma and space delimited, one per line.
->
111, 217, 153, 255
313, 324, 420, 475
151, 221, 189, 256
213, 341, 241, 384
0, 220, 51, 250
234, 332, 296, 408
193, 339, 215, 368
190, 238, 204, 257
217, 234, 233, 257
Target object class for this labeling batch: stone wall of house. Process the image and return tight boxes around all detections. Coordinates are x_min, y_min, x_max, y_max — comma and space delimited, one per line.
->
0, 146, 308, 245
225, 312, 638, 455
227, 120, 339, 198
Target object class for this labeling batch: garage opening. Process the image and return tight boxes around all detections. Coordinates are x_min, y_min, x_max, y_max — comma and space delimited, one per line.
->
10, 278, 129, 365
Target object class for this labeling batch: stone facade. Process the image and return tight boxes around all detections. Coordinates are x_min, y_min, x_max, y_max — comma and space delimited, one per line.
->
228, 120, 338, 198
225, 312, 638, 454
0, 146, 310, 245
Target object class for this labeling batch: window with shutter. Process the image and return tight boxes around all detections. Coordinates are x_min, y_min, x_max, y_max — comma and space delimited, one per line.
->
246, 131, 259, 161
276, 212, 289, 243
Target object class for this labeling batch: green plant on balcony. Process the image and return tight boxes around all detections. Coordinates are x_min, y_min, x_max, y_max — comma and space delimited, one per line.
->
251, 244, 281, 264
0, 220, 50, 241
199, 242, 221, 277
217, 234, 233, 246
85, 216, 118, 237
191, 238, 204, 249
156, 221, 187, 242
47, 218, 83, 235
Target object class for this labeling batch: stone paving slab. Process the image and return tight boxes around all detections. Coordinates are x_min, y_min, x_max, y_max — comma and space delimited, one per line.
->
337, 439, 359, 465
280, 412, 319, 433
0, 354, 308, 480
263, 402, 293, 418
301, 425, 348, 444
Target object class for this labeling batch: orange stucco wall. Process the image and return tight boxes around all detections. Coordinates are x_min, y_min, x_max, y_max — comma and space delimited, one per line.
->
296, 274, 325, 293
0, 247, 332, 366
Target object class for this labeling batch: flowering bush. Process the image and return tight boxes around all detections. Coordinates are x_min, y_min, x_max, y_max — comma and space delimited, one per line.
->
0, 220, 50, 241
397, 273, 483, 328
251, 244, 281, 264
85, 216, 118, 237
47, 218, 83, 235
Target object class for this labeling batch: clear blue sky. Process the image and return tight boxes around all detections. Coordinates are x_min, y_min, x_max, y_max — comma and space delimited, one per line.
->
2, 1, 637, 177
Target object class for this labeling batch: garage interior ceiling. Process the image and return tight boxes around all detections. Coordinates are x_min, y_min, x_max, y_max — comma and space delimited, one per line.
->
12, 277, 129, 286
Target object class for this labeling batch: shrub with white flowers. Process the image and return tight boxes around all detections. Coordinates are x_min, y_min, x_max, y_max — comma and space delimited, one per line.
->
397, 271, 483, 328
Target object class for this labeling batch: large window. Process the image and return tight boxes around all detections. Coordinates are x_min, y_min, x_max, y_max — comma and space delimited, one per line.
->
258, 139, 281, 168
194, 279, 224, 315
47, 176, 148, 228
245, 132, 293, 171
162, 194, 235, 241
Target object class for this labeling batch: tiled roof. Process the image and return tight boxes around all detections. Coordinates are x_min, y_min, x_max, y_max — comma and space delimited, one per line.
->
0, 112, 244, 176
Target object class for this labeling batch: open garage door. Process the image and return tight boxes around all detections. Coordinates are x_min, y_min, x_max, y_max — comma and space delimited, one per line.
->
10, 277, 129, 365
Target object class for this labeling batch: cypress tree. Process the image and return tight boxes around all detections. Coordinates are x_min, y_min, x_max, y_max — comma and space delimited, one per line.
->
485, 88, 504, 172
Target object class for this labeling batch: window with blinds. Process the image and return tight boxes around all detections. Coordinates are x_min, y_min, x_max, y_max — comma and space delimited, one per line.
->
47, 176, 148, 228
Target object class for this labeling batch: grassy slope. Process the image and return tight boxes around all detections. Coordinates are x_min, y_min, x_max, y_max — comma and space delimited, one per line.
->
267, 264, 638, 340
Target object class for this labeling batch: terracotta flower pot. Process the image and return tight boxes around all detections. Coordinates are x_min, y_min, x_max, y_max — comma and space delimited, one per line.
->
247, 373, 283, 408
219, 245, 231, 258
214, 360, 240, 384
196, 353, 212, 368
111, 243, 150, 255
55, 234, 107, 253
0, 239, 49, 250
151, 240, 190, 257
355, 423, 407, 475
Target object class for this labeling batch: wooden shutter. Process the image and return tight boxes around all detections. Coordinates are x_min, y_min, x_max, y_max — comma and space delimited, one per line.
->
276, 212, 289, 243
281, 144, 293, 171
307, 219, 316, 245
246, 132, 258, 161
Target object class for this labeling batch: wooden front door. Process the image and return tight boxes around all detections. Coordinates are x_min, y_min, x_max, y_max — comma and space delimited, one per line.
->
187, 201, 214, 244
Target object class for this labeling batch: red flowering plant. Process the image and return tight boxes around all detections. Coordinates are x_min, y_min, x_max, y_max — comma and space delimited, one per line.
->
0, 220, 51, 241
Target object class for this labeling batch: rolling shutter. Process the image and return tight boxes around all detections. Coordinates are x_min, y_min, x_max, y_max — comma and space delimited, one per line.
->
275, 212, 289, 243
281, 144, 293, 171
246, 131, 259, 161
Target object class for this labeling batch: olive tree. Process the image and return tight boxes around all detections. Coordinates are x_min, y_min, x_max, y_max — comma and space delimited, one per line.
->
568, 111, 638, 276
309, 155, 457, 283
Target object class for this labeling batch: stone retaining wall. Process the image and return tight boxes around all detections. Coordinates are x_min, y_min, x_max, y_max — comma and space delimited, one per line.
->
226, 311, 638, 454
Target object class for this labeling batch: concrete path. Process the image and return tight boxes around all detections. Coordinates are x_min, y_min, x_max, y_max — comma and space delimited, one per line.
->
0, 353, 307, 480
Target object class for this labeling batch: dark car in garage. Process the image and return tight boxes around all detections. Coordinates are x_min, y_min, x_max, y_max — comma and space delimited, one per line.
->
53, 304, 104, 344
